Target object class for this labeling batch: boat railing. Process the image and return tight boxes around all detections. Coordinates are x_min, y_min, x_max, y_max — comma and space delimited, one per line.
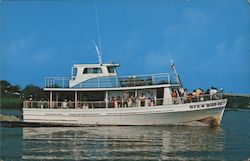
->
23, 93, 223, 109
45, 77, 71, 88
45, 73, 179, 88
175, 93, 224, 104
23, 98, 165, 109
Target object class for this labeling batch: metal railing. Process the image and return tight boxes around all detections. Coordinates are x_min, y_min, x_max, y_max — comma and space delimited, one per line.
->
23, 93, 223, 109
23, 99, 164, 109
45, 73, 179, 88
45, 77, 70, 88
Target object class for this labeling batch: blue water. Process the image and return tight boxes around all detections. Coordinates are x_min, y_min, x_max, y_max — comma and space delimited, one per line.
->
1, 108, 250, 161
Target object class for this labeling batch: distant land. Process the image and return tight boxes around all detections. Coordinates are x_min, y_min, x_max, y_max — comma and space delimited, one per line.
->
223, 93, 250, 109
0, 80, 249, 109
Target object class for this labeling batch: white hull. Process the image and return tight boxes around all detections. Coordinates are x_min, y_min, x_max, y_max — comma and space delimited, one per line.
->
23, 99, 227, 126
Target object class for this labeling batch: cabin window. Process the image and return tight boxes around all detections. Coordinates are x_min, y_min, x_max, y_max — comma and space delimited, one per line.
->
72, 68, 77, 77
93, 68, 103, 74
108, 66, 116, 73
83, 68, 102, 74
83, 68, 88, 74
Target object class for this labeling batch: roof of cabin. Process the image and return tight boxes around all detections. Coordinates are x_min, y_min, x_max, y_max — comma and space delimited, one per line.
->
73, 63, 120, 68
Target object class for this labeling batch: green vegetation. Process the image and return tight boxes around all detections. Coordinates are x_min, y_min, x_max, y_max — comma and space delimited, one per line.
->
0, 80, 48, 108
1, 97, 22, 108
223, 94, 250, 109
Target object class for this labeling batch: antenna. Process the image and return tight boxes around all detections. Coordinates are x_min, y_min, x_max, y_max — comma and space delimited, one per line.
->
169, 57, 177, 74
169, 57, 183, 86
94, 4, 103, 64
92, 40, 102, 65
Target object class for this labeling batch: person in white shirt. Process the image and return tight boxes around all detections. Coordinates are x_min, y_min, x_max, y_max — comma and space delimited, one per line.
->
210, 87, 218, 99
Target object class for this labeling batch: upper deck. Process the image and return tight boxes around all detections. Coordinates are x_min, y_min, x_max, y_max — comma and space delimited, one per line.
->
44, 63, 180, 89
45, 73, 179, 89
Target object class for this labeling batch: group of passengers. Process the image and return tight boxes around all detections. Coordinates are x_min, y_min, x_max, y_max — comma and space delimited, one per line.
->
109, 91, 157, 108
172, 87, 220, 104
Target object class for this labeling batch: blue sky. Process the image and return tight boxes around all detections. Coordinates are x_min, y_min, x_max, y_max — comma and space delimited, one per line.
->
1, 0, 250, 94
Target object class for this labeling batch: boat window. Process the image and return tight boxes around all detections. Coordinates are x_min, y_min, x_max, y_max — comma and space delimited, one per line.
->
108, 66, 116, 73
83, 68, 102, 74
83, 68, 88, 74
72, 68, 77, 77
93, 68, 103, 74
87, 68, 93, 73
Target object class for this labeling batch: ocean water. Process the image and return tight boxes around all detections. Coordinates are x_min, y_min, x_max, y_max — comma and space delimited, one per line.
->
0, 108, 250, 161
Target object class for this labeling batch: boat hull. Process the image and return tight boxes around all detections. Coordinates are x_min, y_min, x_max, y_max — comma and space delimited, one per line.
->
22, 99, 227, 126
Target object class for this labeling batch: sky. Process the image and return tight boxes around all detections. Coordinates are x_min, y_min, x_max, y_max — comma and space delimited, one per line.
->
1, 0, 250, 94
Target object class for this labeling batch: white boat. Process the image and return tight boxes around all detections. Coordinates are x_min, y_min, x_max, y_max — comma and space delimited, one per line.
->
22, 62, 227, 126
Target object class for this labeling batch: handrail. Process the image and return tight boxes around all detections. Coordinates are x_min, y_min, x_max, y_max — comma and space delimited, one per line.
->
174, 93, 223, 104
23, 93, 224, 109
23, 98, 165, 109
45, 73, 178, 88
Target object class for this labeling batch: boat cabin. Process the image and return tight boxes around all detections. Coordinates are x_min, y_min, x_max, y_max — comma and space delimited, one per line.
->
69, 63, 119, 88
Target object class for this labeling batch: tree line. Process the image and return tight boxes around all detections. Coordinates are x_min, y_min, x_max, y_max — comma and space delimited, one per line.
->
0, 80, 48, 101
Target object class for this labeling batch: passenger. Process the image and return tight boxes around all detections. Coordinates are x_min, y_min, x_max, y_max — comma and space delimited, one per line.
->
139, 93, 145, 107
117, 96, 122, 108
84, 103, 89, 109
214, 88, 218, 99
114, 98, 118, 108
195, 88, 202, 96
78, 103, 82, 108
62, 99, 68, 109
172, 89, 178, 104
192, 90, 197, 102
172, 89, 177, 97
210, 87, 218, 99
192, 90, 196, 96
136, 95, 141, 107
183, 89, 188, 103
188, 93, 193, 103
123, 91, 129, 107
128, 97, 132, 107
110, 97, 115, 108
195, 88, 203, 101
179, 87, 185, 97
148, 93, 156, 106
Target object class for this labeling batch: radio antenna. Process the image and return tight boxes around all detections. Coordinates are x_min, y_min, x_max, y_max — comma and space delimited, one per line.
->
169, 57, 183, 86
94, 4, 103, 64
92, 40, 102, 65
